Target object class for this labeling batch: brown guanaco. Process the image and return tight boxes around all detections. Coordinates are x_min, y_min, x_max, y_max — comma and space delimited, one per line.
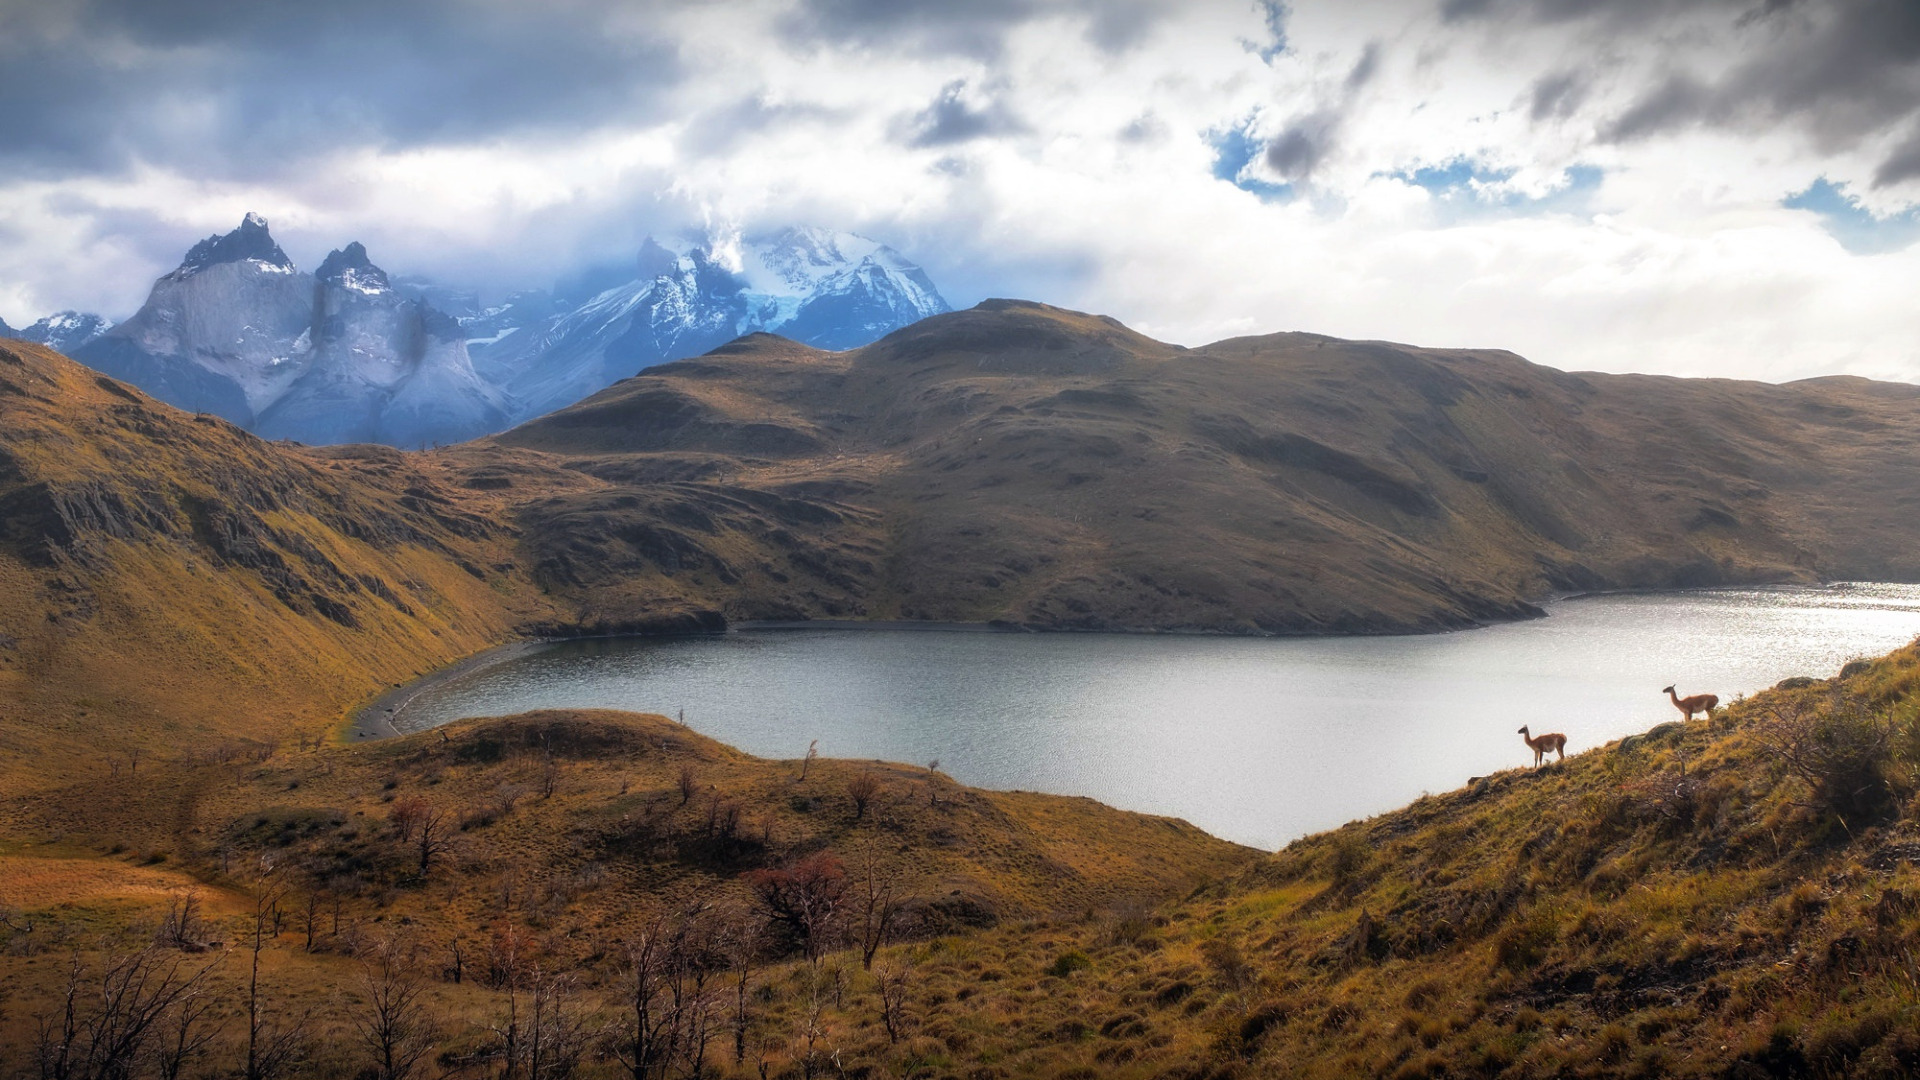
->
1662, 685, 1719, 721
1520, 722, 1566, 764
1517, 725, 1566, 767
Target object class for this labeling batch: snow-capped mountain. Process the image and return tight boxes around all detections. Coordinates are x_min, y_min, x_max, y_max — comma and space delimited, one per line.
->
2, 310, 113, 353
51, 217, 949, 445
469, 227, 951, 421
76, 215, 505, 447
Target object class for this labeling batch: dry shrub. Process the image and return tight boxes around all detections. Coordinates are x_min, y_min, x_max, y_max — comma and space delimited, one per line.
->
846, 771, 883, 820
1751, 691, 1905, 828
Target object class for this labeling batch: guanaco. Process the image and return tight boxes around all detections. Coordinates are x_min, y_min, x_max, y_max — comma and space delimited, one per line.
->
1662, 685, 1719, 721
1518, 725, 1566, 767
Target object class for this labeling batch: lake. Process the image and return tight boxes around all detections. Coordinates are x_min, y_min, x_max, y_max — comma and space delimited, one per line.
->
387, 584, 1920, 849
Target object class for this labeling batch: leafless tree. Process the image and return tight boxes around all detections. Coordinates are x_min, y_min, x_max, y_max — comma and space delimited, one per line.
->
853, 847, 906, 970
610, 910, 723, 1080
297, 889, 327, 953
520, 969, 591, 1080
1752, 690, 1903, 827
446, 937, 467, 985
799, 740, 819, 781
719, 909, 764, 1066
492, 782, 531, 817
243, 872, 311, 1080
34, 945, 220, 1080
154, 972, 224, 1080
677, 763, 700, 806
350, 958, 439, 1080
873, 953, 915, 1045
416, 805, 452, 876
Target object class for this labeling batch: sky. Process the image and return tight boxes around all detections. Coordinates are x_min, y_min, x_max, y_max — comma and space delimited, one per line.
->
1, 0, 1918, 383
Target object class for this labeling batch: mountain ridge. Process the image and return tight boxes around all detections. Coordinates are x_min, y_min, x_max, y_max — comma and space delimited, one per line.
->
41, 216, 953, 446
479, 299, 1920, 639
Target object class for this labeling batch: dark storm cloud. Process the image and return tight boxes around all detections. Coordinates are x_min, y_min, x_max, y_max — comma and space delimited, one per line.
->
1264, 111, 1340, 180
901, 81, 1029, 148
0, 0, 682, 182
780, 0, 1040, 58
1446, 0, 1920, 185
1440, 0, 1742, 27
1261, 43, 1378, 183
779, 0, 1178, 59
1602, 76, 1714, 141
1528, 71, 1587, 120
1875, 128, 1920, 187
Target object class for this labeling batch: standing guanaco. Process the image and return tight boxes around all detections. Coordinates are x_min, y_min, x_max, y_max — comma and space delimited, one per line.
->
1662, 685, 1719, 721
1518, 725, 1566, 767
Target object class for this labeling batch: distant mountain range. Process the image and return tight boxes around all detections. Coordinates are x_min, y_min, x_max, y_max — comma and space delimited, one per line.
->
3, 215, 951, 447
465, 229, 951, 421
0, 309, 111, 354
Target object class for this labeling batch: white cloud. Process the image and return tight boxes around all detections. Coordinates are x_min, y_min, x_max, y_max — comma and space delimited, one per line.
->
2, 0, 1918, 385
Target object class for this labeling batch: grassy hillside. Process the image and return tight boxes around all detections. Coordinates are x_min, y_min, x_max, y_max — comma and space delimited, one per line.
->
4, 651, 1916, 1078
0, 339, 557, 795
0, 710, 1253, 1076
490, 300, 1920, 636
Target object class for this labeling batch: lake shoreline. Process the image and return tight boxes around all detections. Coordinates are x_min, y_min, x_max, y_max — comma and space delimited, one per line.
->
349, 579, 1888, 747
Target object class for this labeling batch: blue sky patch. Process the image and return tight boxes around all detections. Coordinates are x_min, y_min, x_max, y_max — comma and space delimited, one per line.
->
1783, 179, 1920, 254
1209, 123, 1294, 203
1385, 158, 1603, 220
1242, 2, 1289, 64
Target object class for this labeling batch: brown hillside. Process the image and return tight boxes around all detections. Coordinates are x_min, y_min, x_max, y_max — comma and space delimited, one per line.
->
0, 340, 554, 794
8, 302, 1920, 787
489, 299, 1920, 635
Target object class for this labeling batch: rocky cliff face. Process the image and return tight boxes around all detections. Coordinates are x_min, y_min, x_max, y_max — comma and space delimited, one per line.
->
253, 241, 506, 446
76, 216, 503, 448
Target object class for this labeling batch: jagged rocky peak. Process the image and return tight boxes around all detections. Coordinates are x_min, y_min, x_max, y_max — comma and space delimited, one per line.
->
167, 211, 296, 280
13, 310, 113, 353
635, 236, 681, 281
316, 241, 392, 295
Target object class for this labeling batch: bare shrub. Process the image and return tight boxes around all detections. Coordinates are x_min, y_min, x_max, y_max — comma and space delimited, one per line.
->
497, 782, 531, 814
388, 797, 429, 842
745, 852, 847, 962
157, 890, 208, 951
1752, 691, 1903, 828
846, 771, 882, 821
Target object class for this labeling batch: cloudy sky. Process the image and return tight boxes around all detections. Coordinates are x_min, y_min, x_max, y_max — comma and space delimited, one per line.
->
2, 0, 1918, 382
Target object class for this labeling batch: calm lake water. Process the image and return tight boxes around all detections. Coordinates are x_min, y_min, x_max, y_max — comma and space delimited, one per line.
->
391, 584, 1920, 848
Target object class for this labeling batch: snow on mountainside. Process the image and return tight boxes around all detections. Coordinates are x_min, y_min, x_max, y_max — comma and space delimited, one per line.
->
75, 215, 504, 448
50, 216, 950, 446
3, 310, 113, 353
468, 227, 951, 423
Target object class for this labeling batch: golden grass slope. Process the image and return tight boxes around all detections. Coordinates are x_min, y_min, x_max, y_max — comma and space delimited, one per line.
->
0, 340, 555, 795
3, 653, 1916, 1078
